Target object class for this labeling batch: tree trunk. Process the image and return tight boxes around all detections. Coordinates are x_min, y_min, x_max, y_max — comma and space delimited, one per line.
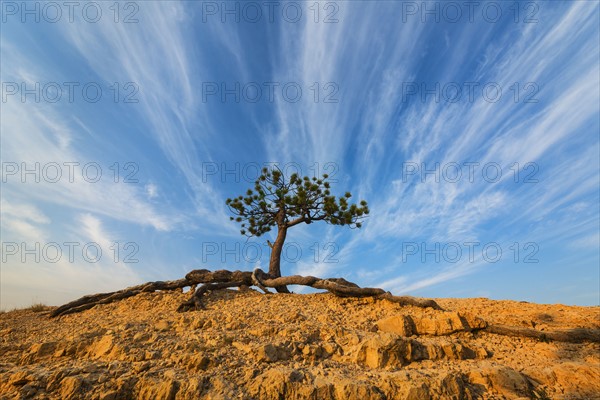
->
269, 225, 286, 277
269, 224, 290, 293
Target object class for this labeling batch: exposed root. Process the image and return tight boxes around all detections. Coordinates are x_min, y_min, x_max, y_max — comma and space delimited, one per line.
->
50, 268, 441, 317
484, 324, 600, 344
49, 279, 191, 318
177, 281, 248, 312
251, 269, 443, 310
48, 269, 600, 344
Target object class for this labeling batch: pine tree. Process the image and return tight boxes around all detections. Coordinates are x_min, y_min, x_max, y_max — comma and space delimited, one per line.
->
226, 167, 369, 292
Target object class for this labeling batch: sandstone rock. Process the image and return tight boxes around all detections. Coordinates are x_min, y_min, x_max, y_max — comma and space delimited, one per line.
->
333, 378, 386, 400
402, 385, 431, 400
98, 390, 119, 400
114, 375, 138, 397
88, 335, 115, 358
19, 383, 38, 398
413, 312, 466, 336
8, 370, 32, 386
30, 342, 57, 357
375, 315, 415, 336
550, 362, 600, 396
133, 361, 151, 373
475, 346, 489, 359
154, 320, 171, 331
133, 332, 150, 342
420, 340, 478, 361
177, 354, 213, 372
377, 374, 433, 400
301, 343, 326, 362
376, 312, 485, 337
207, 376, 236, 399
355, 333, 410, 368
460, 313, 488, 330
440, 341, 476, 360
54, 348, 66, 358
232, 341, 252, 353
252, 343, 291, 363
321, 341, 340, 358
178, 377, 209, 398
21, 342, 58, 363
137, 378, 179, 400
354, 334, 482, 369
1, 290, 598, 399
436, 373, 475, 399
469, 364, 533, 398
45, 368, 69, 392
406, 340, 430, 362
312, 376, 335, 398
249, 368, 313, 399
155, 379, 180, 400
60, 376, 87, 400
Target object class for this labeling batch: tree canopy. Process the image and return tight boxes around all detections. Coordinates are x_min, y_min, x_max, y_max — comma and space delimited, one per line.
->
226, 167, 369, 237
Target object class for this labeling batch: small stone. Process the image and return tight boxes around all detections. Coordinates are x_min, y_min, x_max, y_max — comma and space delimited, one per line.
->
30, 342, 57, 357
133, 332, 150, 342
53, 348, 66, 358
60, 376, 86, 400
255, 343, 279, 362
98, 390, 119, 400
154, 320, 171, 331
9, 371, 31, 386
197, 356, 211, 370
133, 361, 151, 373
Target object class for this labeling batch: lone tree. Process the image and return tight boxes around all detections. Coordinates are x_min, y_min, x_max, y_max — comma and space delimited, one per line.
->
226, 167, 369, 291
50, 167, 444, 317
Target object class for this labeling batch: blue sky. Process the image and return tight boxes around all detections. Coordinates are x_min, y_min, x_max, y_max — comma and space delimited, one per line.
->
1, 1, 599, 309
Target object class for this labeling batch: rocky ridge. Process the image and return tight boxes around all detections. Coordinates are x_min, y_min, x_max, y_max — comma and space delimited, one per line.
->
1, 289, 598, 399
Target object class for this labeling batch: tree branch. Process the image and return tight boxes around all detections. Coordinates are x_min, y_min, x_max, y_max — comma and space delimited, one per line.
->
286, 216, 306, 228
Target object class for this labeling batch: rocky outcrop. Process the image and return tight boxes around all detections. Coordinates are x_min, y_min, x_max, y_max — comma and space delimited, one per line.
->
353, 332, 487, 369
375, 311, 488, 336
1, 290, 598, 399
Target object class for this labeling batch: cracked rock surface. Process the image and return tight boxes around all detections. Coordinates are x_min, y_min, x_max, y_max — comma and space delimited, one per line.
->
1, 290, 598, 399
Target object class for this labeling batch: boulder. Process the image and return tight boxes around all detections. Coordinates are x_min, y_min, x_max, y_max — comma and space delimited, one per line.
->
413, 312, 466, 336
375, 311, 487, 337
333, 379, 386, 400
469, 364, 533, 398
60, 376, 87, 400
355, 333, 411, 368
253, 343, 290, 363
375, 315, 415, 336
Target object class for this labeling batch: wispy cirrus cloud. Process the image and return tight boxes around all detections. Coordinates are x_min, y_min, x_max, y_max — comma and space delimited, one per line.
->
1, 1, 597, 308
57, 2, 243, 230
264, 1, 598, 297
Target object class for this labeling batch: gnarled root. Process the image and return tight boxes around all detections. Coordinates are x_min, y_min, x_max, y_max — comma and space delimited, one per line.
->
50, 268, 442, 318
